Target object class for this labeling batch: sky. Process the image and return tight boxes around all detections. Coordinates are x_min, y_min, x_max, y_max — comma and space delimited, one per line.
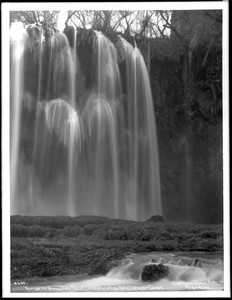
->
57, 10, 68, 32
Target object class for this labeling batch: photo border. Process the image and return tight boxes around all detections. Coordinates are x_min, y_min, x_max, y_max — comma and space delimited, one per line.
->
1, 1, 230, 298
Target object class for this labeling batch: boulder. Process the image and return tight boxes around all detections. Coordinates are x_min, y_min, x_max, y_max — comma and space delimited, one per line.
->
146, 215, 165, 222
141, 264, 169, 282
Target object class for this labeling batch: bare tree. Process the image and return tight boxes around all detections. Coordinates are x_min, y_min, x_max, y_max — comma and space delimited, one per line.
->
10, 10, 182, 39
10, 10, 59, 32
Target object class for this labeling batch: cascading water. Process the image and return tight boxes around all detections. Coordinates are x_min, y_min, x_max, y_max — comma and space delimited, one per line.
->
82, 95, 119, 217
119, 37, 162, 219
10, 22, 28, 214
33, 28, 80, 215
94, 31, 122, 100
80, 31, 121, 218
42, 99, 83, 214
61, 252, 223, 291
106, 253, 223, 282
106, 253, 223, 289
10, 23, 162, 220
11, 251, 224, 292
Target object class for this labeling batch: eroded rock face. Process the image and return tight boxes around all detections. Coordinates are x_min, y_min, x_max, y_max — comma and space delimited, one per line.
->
141, 264, 169, 281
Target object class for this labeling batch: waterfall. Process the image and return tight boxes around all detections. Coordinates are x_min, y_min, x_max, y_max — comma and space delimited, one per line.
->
120, 37, 162, 219
43, 99, 83, 215
10, 22, 28, 214
82, 95, 119, 217
10, 25, 162, 220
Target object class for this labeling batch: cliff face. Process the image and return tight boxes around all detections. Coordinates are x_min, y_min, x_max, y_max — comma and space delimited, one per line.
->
18, 10, 223, 223
150, 48, 223, 223
146, 10, 223, 223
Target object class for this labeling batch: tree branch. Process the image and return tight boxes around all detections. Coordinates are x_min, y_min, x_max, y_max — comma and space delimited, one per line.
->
112, 11, 134, 31
160, 11, 183, 41
139, 12, 154, 36
65, 11, 76, 27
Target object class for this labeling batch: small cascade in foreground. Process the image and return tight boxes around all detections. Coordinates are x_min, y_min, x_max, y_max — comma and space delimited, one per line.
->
106, 253, 223, 284
65, 252, 223, 291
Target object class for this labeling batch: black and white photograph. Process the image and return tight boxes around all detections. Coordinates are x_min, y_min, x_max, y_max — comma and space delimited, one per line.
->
1, 1, 230, 298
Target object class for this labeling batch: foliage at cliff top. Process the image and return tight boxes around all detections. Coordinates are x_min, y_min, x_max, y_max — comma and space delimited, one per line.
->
10, 10, 222, 62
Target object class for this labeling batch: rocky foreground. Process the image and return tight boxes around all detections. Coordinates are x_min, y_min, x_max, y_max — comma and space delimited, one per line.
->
11, 215, 223, 279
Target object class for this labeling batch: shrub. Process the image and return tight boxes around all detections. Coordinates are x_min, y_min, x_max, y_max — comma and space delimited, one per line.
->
159, 231, 172, 240
68, 225, 81, 237
11, 242, 28, 250
159, 240, 179, 251
63, 227, 71, 236
73, 215, 110, 227
28, 225, 46, 237
11, 224, 28, 237
54, 228, 65, 236
200, 231, 219, 239
83, 224, 99, 236
38, 217, 76, 228
11, 215, 110, 228
104, 226, 130, 240
145, 244, 157, 252
44, 227, 56, 238
197, 238, 223, 251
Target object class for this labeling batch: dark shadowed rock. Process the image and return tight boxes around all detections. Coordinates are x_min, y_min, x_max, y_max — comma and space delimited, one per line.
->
146, 215, 165, 222
141, 264, 169, 282
63, 26, 75, 47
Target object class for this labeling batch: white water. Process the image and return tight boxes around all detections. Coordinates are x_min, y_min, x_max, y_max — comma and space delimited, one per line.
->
10, 26, 162, 220
38, 99, 83, 214
10, 23, 28, 214
11, 252, 223, 293
120, 38, 162, 219
82, 95, 119, 217
66, 252, 224, 292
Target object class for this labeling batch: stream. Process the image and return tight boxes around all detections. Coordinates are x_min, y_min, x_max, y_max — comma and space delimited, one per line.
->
11, 251, 223, 293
